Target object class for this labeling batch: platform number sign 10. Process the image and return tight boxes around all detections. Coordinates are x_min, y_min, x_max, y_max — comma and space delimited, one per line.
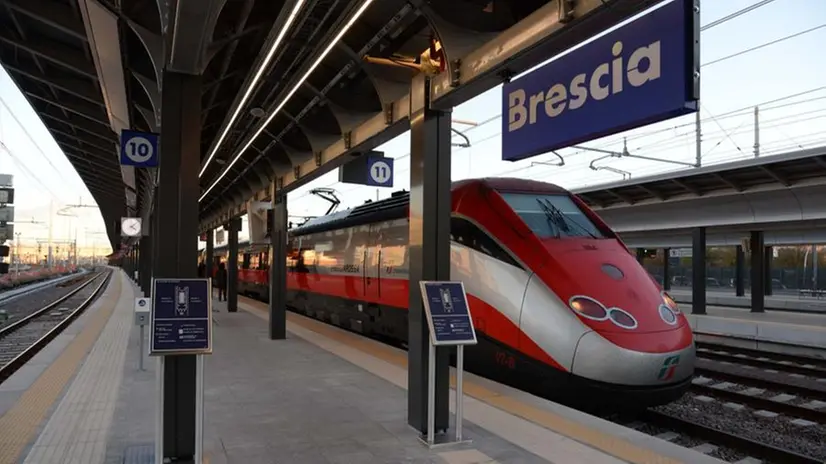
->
367, 157, 393, 187
120, 129, 159, 167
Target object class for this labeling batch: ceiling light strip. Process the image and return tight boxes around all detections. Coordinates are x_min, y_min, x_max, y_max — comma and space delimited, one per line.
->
199, 0, 376, 202
198, 0, 308, 178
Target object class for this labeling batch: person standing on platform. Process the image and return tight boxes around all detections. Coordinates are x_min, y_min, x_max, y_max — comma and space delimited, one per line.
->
198, 261, 205, 278
216, 262, 227, 301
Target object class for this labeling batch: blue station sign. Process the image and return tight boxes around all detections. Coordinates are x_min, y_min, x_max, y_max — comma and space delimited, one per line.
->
120, 129, 160, 167
366, 156, 394, 187
420, 281, 477, 346
150, 278, 213, 355
501, 0, 699, 161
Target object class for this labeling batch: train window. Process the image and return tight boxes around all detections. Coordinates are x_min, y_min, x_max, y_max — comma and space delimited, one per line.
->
450, 217, 520, 268
499, 192, 605, 239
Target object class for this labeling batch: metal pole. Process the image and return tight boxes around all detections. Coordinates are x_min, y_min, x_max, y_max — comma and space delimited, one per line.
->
695, 107, 702, 167
427, 341, 435, 446
139, 325, 145, 371
195, 355, 204, 463
456, 345, 464, 442
155, 356, 165, 464
753, 106, 760, 158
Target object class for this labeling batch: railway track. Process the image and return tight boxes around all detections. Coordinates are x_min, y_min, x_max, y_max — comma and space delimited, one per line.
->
696, 342, 826, 379
635, 409, 824, 464
635, 342, 826, 462
0, 271, 110, 384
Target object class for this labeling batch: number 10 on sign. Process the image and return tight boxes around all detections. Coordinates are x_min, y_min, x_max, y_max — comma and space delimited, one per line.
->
120, 129, 159, 168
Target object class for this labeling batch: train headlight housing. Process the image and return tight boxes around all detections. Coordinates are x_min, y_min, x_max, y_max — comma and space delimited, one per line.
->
661, 291, 680, 314
659, 304, 678, 325
569, 296, 608, 320
608, 307, 638, 329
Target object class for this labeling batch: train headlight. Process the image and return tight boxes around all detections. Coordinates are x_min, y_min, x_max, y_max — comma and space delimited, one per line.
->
661, 291, 680, 314
569, 296, 608, 320
659, 304, 678, 325
608, 308, 638, 329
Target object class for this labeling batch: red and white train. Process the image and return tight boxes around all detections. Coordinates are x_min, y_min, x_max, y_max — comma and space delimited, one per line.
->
204, 178, 695, 409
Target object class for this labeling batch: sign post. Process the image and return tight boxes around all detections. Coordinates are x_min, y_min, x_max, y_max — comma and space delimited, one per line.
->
418, 281, 477, 447
134, 297, 151, 371
149, 278, 212, 464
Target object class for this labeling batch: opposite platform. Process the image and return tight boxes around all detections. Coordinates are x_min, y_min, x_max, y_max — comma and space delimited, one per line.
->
685, 304, 826, 357
669, 289, 826, 312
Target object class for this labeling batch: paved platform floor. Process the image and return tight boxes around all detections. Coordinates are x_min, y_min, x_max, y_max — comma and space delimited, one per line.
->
0, 269, 724, 464
693, 304, 826, 327
669, 288, 826, 312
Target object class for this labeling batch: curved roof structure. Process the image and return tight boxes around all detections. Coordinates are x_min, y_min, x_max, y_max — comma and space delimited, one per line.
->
0, 0, 663, 248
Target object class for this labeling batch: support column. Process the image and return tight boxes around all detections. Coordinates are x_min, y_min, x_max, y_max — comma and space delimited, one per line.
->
662, 248, 671, 291
735, 245, 745, 296
226, 217, 240, 312
269, 190, 287, 340
205, 229, 214, 285
140, 218, 153, 296
636, 248, 645, 264
407, 74, 450, 435
750, 231, 765, 313
692, 227, 706, 315
155, 71, 201, 463
764, 246, 773, 296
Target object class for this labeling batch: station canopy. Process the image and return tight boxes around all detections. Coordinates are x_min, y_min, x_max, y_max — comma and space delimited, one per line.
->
0, 0, 661, 249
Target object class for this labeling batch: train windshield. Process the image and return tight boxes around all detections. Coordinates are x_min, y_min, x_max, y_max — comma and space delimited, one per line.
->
499, 192, 606, 239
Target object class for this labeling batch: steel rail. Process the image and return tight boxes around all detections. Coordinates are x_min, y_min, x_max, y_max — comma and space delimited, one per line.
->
639, 410, 823, 464
0, 271, 111, 384
0, 272, 102, 338
691, 383, 826, 423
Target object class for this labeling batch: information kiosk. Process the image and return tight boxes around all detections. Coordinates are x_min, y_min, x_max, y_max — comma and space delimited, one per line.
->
418, 281, 477, 447
149, 278, 213, 464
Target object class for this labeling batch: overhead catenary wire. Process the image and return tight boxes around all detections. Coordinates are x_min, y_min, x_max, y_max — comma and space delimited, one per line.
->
701, 0, 779, 31
703, 23, 826, 68
0, 98, 63, 179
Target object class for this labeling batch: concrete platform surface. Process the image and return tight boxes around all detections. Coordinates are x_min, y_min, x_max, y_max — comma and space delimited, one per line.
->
238, 296, 723, 464
0, 268, 726, 464
669, 288, 826, 312
685, 304, 826, 357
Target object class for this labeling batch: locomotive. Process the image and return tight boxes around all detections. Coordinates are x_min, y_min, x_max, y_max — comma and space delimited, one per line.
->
204, 178, 695, 410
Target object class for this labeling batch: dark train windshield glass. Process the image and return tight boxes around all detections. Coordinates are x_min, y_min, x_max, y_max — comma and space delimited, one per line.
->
498, 192, 606, 239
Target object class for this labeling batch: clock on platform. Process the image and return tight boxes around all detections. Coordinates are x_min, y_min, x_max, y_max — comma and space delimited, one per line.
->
121, 217, 142, 237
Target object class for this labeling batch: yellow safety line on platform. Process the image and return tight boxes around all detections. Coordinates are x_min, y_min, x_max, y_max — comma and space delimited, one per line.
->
238, 298, 680, 464
0, 273, 122, 464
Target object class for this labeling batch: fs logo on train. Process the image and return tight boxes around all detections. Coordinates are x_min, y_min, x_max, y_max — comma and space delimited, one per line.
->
657, 355, 681, 381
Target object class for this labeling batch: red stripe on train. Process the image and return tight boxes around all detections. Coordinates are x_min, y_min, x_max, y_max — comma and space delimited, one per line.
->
239, 269, 565, 371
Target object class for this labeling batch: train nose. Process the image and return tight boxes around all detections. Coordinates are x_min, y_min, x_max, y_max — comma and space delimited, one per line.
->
572, 330, 696, 386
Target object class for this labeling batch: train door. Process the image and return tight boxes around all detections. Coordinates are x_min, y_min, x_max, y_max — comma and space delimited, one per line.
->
363, 224, 381, 303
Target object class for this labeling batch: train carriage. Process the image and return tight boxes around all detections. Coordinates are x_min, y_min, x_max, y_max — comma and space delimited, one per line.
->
203, 177, 695, 410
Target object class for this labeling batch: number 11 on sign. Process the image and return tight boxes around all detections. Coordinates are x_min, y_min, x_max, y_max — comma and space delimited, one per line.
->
368, 158, 393, 186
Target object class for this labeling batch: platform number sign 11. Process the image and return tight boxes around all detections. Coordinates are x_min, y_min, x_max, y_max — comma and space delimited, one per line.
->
120, 129, 160, 168
367, 157, 393, 187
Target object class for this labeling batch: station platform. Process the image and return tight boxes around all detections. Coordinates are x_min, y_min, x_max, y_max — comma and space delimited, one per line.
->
0, 267, 727, 464
684, 304, 826, 358
669, 288, 826, 312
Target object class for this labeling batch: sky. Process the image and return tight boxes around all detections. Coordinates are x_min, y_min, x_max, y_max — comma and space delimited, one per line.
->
0, 0, 824, 251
